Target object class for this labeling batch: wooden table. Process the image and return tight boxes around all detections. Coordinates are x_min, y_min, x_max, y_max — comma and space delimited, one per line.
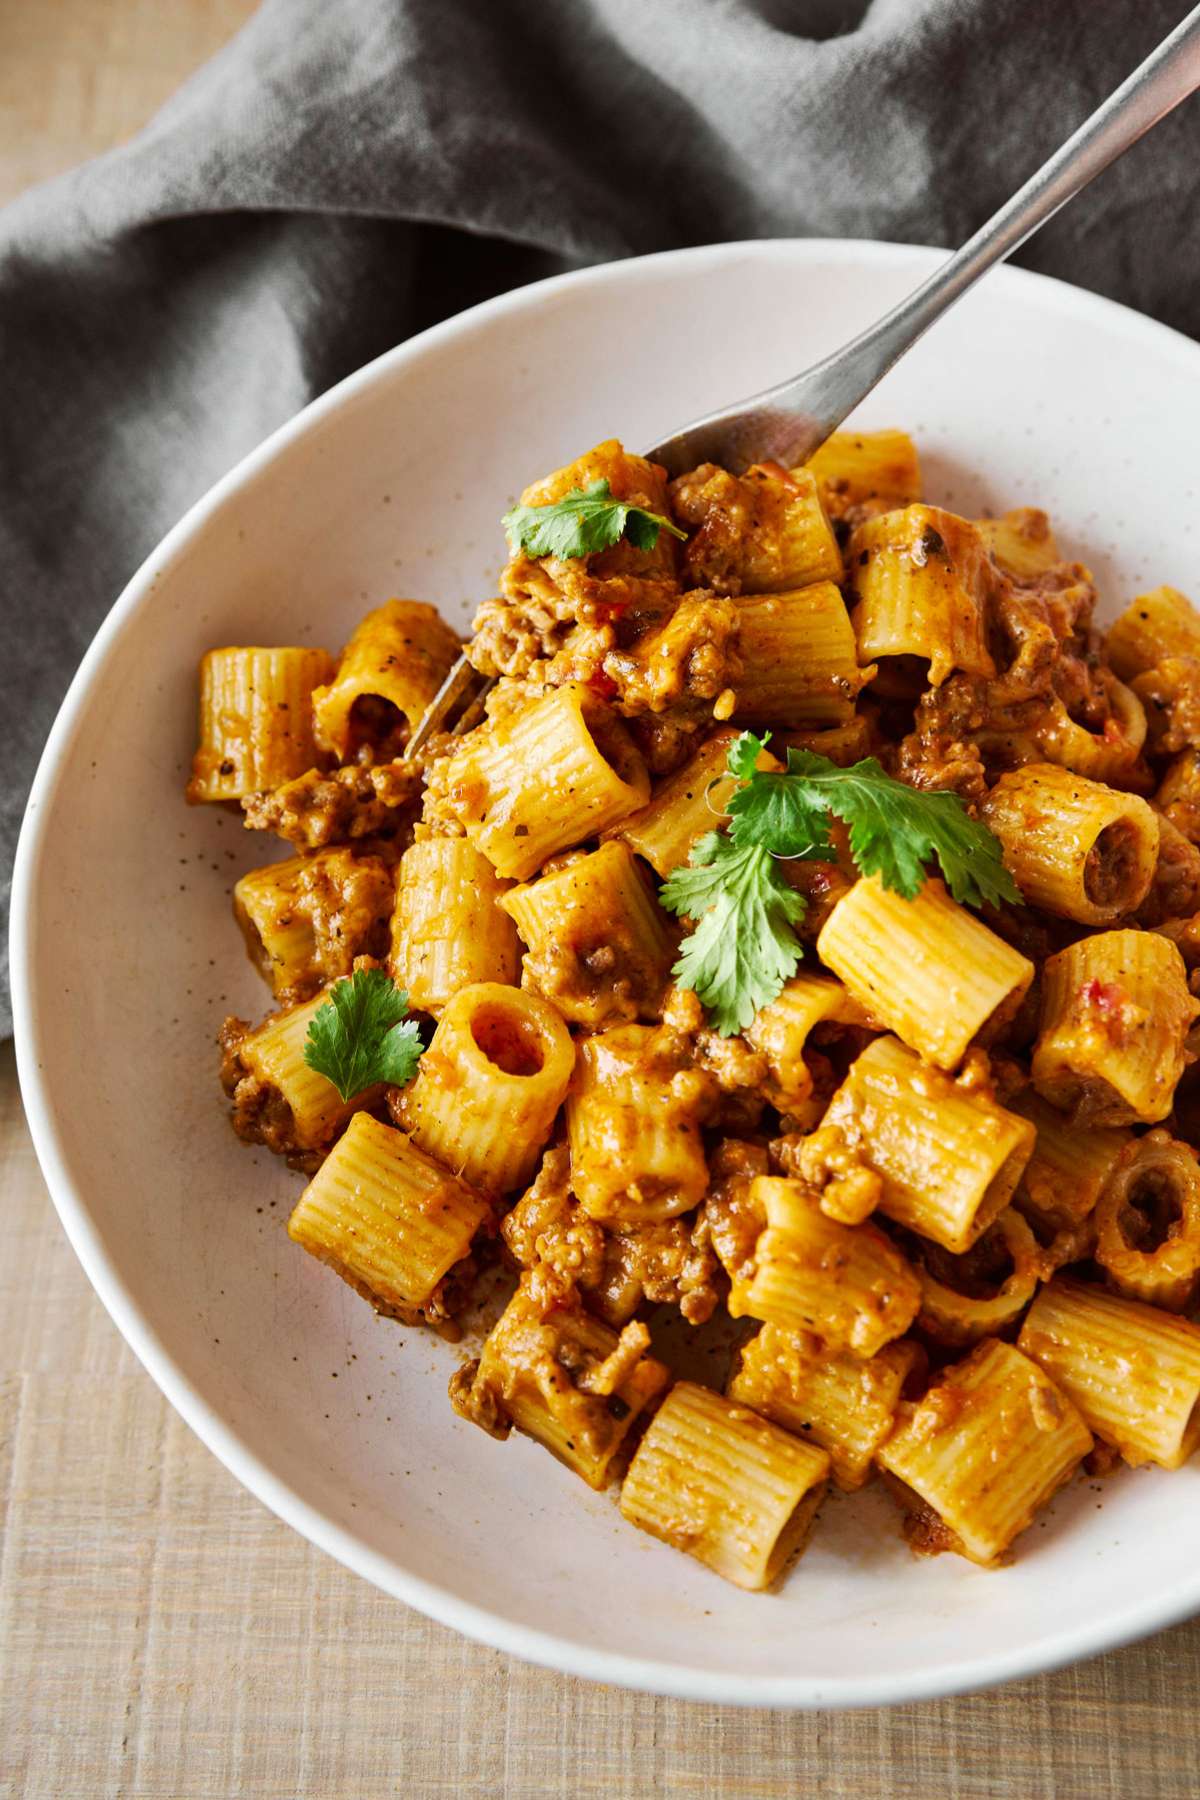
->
4, 4, 1200, 1794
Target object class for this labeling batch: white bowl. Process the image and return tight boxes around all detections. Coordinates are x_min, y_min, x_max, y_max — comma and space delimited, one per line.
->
14, 240, 1200, 1708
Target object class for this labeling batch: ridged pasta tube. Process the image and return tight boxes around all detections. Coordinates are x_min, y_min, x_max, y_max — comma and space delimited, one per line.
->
813, 1035, 1036, 1254
397, 983, 574, 1195
312, 600, 460, 758
389, 839, 519, 1013
438, 683, 650, 881
980, 764, 1159, 925
877, 1339, 1092, 1565
620, 1381, 830, 1590
500, 841, 673, 1027
1019, 1277, 1200, 1469
1032, 929, 1198, 1125
288, 1112, 489, 1324
567, 1024, 713, 1224
1105, 585, 1200, 680
816, 875, 1033, 1071
728, 1325, 922, 1492
742, 1176, 920, 1357
848, 505, 995, 686
735, 582, 869, 726
187, 646, 333, 801
1093, 1130, 1200, 1310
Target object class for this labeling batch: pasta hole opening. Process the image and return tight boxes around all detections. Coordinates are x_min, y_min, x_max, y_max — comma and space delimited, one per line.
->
764, 1482, 825, 1587
1119, 1169, 1182, 1253
1084, 818, 1143, 911
579, 695, 644, 791
348, 693, 409, 760
470, 1003, 546, 1078
922, 1224, 1015, 1301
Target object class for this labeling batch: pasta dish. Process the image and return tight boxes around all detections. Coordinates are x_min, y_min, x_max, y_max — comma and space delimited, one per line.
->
187, 433, 1200, 1589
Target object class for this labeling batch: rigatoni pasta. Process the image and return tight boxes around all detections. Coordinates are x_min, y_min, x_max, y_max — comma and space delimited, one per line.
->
816, 875, 1033, 1071
728, 1325, 922, 1491
877, 1339, 1093, 1564
288, 1112, 489, 1330
397, 982, 574, 1195
734, 582, 870, 725
312, 599, 461, 759
848, 505, 995, 684
808, 1033, 1036, 1253
1032, 929, 1198, 1124
188, 646, 333, 802
1019, 1277, 1200, 1469
980, 764, 1159, 924
619, 1381, 830, 1590
500, 841, 673, 1027
388, 839, 520, 1012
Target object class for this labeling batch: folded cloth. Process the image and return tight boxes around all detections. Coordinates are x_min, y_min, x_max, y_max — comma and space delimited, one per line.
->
0, 0, 1194, 1033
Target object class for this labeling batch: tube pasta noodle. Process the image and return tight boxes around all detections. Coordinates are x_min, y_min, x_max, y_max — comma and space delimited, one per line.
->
728, 1326, 922, 1492
389, 839, 520, 1013
974, 508, 1061, 579
567, 1024, 713, 1224
910, 1209, 1041, 1347
188, 646, 333, 802
500, 841, 673, 1027
742, 1176, 921, 1357
1105, 585, 1200, 680
225, 989, 361, 1152
848, 506, 995, 685
734, 582, 870, 726
744, 972, 867, 1112
1019, 1277, 1200, 1470
397, 983, 574, 1195
234, 847, 393, 1002
613, 729, 778, 876
196, 426, 1200, 1588
1009, 1088, 1131, 1233
1032, 929, 1199, 1125
450, 1270, 671, 1489
817, 876, 1034, 1072
619, 1381, 830, 1590
313, 600, 461, 758
877, 1339, 1093, 1565
288, 1112, 489, 1326
806, 429, 922, 515
1092, 1130, 1200, 1311
980, 764, 1159, 925
811, 1034, 1036, 1254
435, 682, 650, 881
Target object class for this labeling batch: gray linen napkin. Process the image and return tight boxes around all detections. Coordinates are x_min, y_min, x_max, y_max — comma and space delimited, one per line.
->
1, 0, 1196, 1034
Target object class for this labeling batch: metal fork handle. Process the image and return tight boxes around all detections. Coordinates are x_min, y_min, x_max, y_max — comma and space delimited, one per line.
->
649, 3, 1200, 474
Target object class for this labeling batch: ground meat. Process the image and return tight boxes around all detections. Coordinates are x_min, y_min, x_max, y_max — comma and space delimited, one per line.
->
501, 1148, 609, 1295
603, 1219, 720, 1324
700, 1137, 770, 1287
242, 759, 422, 849
602, 590, 741, 716
669, 463, 755, 594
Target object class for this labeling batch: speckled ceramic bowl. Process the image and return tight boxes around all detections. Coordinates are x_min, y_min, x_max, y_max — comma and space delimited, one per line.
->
13, 241, 1200, 1705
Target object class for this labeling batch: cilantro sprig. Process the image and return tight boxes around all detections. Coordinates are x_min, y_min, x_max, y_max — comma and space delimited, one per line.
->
502, 478, 687, 561
661, 834, 807, 1037
661, 733, 1020, 1034
303, 968, 425, 1101
726, 733, 1019, 909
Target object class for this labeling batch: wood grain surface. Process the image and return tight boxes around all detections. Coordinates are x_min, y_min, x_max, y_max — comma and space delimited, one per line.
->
4, 2, 1200, 1794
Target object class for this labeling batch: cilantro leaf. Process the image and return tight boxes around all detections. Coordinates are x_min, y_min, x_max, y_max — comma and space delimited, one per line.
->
303, 968, 425, 1101
726, 746, 1019, 909
502, 478, 687, 561
660, 832, 806, 1035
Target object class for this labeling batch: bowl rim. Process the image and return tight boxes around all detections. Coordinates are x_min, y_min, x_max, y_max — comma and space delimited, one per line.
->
13, 236, 1200, 1708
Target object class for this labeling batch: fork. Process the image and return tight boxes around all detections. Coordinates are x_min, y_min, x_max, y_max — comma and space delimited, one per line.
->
407, 3, 1200, 757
